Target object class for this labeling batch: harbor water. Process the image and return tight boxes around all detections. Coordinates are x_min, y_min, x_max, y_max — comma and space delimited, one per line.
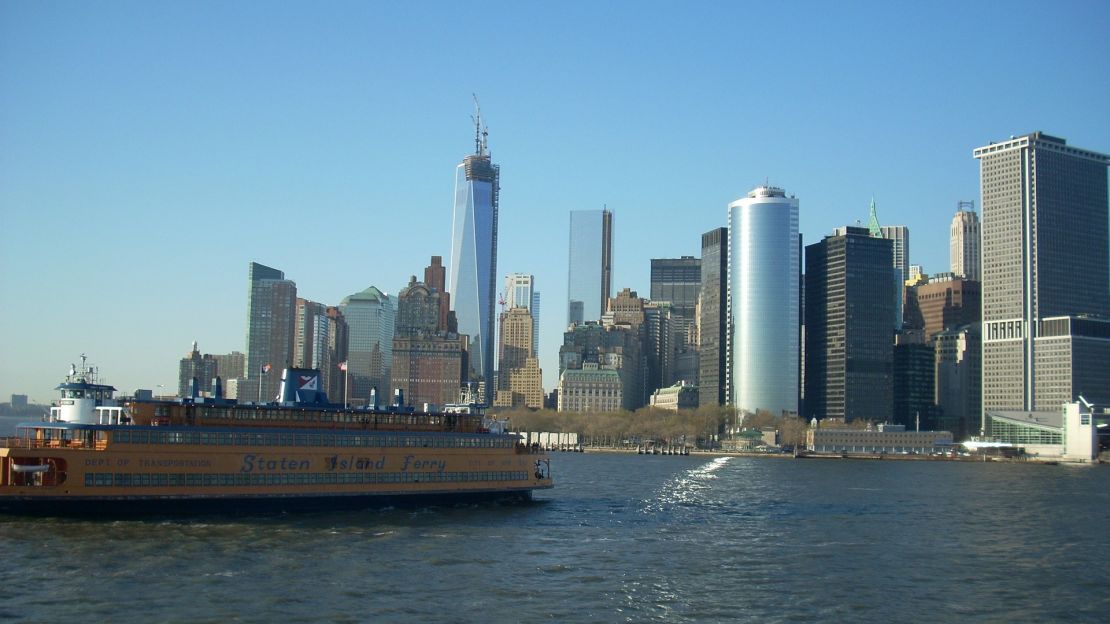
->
1, 451, 1108, 622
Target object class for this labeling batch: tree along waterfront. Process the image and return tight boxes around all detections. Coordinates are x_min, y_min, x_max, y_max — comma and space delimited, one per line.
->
490, 406, 874, 450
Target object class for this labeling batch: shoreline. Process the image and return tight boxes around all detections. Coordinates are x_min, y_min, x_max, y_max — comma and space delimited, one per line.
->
573, 446, 1102, 465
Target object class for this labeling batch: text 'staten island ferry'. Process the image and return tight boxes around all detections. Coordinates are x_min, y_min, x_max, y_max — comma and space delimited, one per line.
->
0, 358, 552, 515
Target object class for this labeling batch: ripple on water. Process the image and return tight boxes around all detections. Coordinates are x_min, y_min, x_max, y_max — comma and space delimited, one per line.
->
2, 454, 1109, 622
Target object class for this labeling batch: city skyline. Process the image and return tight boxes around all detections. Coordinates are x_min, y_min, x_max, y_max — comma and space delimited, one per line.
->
2, 2, 1109, 401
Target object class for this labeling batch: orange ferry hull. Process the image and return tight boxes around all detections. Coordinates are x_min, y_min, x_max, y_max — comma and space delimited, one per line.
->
0, 488, 537, 516
1, 424, 553, 516
3, 365, 553, 516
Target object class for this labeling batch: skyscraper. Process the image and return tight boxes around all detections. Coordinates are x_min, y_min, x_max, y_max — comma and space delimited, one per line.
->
973, 132, 1110, 413
650, 256, 701, 384
934, 325, 981, 440
504, 273, 540, 357
804, 226, 895, 422
498, 306, 535, 388
650, 257, 701, 334
567, 209, 613, 325
339, 286, 395, 406
892, 331, 937, 430
698, 227, 728, 407
323, 307, 348, 404
949, 201, 981, 280
245, 262, 296, 402
728, 186, 800, 417
449, 107, 499, 401
294, 298, 328, 369
178, 341, 218, 397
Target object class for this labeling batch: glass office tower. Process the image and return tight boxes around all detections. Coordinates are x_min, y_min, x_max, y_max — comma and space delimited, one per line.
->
245, 262, 296, 402
728, 187, 800, 416
339, 286, 395, 406
448, 123, 499, 398
699, 227, 728, 408
567, 209, 613, 325
804, 227, 895, 422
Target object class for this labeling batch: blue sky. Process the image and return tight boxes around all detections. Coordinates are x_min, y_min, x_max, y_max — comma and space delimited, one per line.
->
2, 1, 1109, 402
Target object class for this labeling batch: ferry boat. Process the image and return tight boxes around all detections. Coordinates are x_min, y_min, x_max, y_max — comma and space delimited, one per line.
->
0, 358, 552, 515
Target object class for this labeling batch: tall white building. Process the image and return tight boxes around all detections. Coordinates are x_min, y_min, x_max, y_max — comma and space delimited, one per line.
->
973, 131, 1110, 415
728, 186, 800, 416
949, 202, 980, 280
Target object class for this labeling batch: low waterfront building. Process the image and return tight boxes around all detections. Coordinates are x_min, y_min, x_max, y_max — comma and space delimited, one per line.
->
806, 423, 953, 454
650, 382, 698, 411
977, 400, 1100, 461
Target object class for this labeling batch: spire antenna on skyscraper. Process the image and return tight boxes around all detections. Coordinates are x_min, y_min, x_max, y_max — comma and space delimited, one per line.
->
471, 94, 488, 156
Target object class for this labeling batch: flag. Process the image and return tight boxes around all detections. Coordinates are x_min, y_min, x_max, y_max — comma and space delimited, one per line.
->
261, 363, 272, 374
338, 361, 348, 372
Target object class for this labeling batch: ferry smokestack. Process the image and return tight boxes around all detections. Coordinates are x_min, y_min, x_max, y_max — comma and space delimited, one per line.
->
394, 388, 404, 408
212, 376, 223, 399
190, 377, 199, 398
369, 387, 379, 410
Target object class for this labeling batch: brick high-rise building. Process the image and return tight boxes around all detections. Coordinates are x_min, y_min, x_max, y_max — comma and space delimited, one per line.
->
390, 261, 466, 410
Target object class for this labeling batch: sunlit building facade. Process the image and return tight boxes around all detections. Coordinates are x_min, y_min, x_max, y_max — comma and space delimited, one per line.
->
504, 273, 540, 356
949, 203, 980, 280
974, 132, 1110, 415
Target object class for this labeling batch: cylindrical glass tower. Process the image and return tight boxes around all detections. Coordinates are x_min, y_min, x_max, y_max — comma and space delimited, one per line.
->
728, 186, 800, 416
